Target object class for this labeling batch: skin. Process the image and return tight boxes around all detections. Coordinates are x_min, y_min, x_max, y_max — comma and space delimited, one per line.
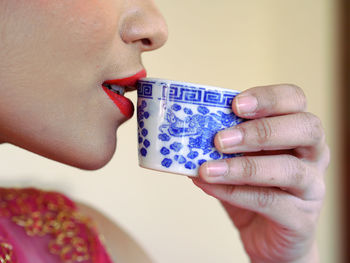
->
0, 0, 168, 169
0, 1, 329, 262
193, 85, 330, 262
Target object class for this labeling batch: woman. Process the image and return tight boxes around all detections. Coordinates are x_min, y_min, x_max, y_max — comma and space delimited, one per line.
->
0, 0, 329, 262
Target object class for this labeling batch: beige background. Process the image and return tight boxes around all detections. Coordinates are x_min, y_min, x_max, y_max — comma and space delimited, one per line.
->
0, 0, 342, 262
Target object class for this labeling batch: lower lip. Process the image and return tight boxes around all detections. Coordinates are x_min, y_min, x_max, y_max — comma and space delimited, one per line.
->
102, 86, 134, 119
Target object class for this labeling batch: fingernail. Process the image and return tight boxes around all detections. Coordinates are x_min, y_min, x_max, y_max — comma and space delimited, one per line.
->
236, 95, 258, 115
218, 129, 243, 149
206, 161, 228, 177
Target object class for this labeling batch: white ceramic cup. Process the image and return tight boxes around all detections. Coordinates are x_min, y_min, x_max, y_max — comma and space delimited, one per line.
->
136, 78, 244, 176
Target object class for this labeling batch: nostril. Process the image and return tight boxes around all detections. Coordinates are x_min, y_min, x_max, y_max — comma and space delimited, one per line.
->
120, 6, 168, 52
141, 38, 152, 46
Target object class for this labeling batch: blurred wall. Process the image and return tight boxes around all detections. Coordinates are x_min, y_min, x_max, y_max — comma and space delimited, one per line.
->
0, 0, 341, 262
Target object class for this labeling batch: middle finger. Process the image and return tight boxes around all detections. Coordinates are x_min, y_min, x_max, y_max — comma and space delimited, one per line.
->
214, 112, 325, 159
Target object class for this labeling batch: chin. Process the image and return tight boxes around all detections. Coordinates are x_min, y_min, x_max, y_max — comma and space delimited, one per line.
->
72, 148, 116, 171
70, 139, 117, 171
39, 130, 118, 171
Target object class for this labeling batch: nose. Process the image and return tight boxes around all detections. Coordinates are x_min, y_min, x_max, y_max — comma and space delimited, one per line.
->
120, 1, 168, 52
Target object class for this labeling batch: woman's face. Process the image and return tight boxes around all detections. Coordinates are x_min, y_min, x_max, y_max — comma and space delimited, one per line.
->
0, 0, 168, 169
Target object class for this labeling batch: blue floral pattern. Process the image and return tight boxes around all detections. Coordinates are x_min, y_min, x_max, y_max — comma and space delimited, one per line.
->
157, 105, 242, 170
137, 100, 150, 157
137, 80, 244, 175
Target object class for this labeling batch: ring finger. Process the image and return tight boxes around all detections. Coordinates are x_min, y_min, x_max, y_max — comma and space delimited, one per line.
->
198, 155, 323, 200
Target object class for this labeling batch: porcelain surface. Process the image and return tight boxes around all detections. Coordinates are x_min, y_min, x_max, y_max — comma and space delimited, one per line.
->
137, 78, 244, 176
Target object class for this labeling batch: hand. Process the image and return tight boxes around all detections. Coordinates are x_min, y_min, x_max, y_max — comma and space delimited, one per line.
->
192, 84, 329, 263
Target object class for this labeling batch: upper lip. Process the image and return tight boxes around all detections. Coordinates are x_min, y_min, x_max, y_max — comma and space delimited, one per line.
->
102, 69, 147, 92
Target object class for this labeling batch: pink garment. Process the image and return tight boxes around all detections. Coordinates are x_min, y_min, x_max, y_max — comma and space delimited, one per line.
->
0, 188, 113, 263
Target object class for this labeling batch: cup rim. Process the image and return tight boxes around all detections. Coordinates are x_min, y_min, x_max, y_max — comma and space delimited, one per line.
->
138, 77, 240, 94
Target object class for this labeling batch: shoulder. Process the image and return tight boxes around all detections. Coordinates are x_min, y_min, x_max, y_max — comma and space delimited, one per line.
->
76, 202, 154, 263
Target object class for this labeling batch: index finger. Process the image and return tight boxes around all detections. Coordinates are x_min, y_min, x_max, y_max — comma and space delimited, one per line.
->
233, 84, 307, 119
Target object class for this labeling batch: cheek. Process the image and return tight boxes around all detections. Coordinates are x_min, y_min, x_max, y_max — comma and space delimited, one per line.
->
2, 0, 119, 80
57, 0, 119, 57
0, 92, 121, 170
25, 0, 119, 64
0, 0, 123, 169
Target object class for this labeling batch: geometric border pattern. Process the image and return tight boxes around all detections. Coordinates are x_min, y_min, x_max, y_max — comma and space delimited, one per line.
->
137, 81, 155, 99
161, 84, 238, 109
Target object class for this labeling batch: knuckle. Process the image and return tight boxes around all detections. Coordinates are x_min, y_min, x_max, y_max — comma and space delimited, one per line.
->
321, 145, 331, 171
299, 167, 325, 200
309, 178, 326, 201
240, 157, 258, 179
224, 185, 237, 199
254, 118, 273, 145
266, 86, 279, 109
287, 156, 308, 191
301, 112, 325, 144
308, 167, 326, 199
287, 84, 307, 111
222, 159, 231, 178
292, 213, 315, 233
256, 188, 277, 208
294, 200, 323, 233
317, 179, 326, 200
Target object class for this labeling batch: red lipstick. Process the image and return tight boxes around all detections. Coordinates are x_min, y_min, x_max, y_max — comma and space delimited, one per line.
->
102, 69, 147, 118
103, 69, 146, 87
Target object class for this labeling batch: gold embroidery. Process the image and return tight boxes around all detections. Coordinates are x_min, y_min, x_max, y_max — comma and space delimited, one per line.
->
0, 242, 14, 263
0, 189, 98, 263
